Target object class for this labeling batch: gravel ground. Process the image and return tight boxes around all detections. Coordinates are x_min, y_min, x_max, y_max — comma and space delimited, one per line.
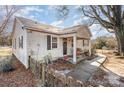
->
0, 59, 37, 87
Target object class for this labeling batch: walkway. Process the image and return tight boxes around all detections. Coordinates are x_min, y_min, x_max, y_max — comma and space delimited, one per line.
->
67, 54, 106, 81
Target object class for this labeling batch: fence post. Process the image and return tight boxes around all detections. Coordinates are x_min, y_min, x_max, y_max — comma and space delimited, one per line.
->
41, 63, 45, 86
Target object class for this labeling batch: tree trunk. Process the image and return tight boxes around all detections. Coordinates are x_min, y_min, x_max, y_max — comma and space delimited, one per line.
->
118, 36, 124, 56
116, 29, 124, 56
115, 34, 120, 53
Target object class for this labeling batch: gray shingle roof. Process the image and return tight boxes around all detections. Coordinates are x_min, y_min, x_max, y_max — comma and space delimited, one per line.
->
16, 16, 92, 36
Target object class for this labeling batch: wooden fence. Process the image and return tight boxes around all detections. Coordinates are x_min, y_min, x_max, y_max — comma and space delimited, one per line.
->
29, 58, 96, 87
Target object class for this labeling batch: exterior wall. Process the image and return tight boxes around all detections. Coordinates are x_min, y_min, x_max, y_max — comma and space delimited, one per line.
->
76, 27, 91, 39
77, 39, 90, 52
12, 20, 92, 68
12, 20, 28, 68
76, 27, 91, 52
27, 31, 63, 61
67, 38, 73, 55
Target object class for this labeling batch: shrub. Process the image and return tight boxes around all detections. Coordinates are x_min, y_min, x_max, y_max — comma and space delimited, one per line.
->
91, 48, 96, 56
2, 63, 14, 72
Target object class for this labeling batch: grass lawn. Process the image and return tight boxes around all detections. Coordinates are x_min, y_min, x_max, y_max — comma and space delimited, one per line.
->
0, 47, 12, 57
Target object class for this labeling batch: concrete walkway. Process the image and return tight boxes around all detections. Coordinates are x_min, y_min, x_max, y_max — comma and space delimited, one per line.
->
67, 54, 106, 81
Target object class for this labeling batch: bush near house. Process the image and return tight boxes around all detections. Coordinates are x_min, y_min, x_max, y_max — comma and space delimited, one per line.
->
92, 36, 117, 50
0, 56, 14, 72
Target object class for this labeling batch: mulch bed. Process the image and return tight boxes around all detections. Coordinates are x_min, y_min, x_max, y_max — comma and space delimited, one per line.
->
0, 59, 37, 87
48, 60, 75, 71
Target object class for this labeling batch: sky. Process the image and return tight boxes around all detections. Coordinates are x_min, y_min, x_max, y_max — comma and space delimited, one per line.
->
1, 5, 114, 38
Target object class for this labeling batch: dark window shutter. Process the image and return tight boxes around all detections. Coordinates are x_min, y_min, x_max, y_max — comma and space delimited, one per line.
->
47, 35, 51, 50
19, 37, 20, 48
21, 36, 23, 48
15, 39, 16, 49
83, 40, 85, 46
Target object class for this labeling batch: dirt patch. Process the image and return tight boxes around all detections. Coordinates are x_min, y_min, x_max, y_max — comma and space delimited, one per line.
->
0, 59, 37, 87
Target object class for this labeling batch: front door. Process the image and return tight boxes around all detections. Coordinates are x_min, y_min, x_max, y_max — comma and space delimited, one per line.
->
63, 38, 67, 55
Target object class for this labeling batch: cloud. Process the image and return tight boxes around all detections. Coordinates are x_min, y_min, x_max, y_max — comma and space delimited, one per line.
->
72, 15, 78, 19
74, 5, 82, 9
48, 5, 59, 10
15, 6, 44, 18
39, 21, 46, 24
22, 6, 44, 14
72, 17, 83, 26
89, 24, 113, 39
51, 20, 63, 26
72, 16, 90, 26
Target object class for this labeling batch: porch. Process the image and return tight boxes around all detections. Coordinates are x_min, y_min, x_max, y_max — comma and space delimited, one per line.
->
60, 34, 91, 64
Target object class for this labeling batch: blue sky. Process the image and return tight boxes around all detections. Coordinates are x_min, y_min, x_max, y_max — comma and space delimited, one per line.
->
14, 5, 113, 38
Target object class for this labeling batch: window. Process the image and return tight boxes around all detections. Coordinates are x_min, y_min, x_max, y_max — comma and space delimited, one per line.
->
87, 40, 89, 46
83, 40, 85, 46
21, 36, 23, 48
47, 35, 58, 50
52, 37, 57, 48
83, 40, 89, 46
15, 39, 16, 49
18, 36, 23, 49
47, 35, 51, 50
19, 37, 20, 48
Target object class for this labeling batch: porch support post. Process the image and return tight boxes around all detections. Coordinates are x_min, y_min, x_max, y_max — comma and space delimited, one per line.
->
73, 35, 77, 64
89, 39, 91, 56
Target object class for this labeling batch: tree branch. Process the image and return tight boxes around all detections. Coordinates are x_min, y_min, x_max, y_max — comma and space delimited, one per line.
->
98, 5, 115, 24
0, 6, 19, 34
90, 5, 114, 29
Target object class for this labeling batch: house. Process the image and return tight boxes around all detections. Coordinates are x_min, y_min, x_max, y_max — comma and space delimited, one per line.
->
11, 17, 92, 68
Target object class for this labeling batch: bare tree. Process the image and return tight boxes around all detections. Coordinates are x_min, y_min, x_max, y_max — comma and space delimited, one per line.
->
55, 5, 124, 56
0, 5, 19, 35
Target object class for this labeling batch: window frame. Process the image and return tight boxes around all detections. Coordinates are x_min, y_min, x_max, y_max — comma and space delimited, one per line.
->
52, 37, 58, 49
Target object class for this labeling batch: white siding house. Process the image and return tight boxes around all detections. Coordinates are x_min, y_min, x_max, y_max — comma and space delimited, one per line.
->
11, 17, 92, 68
12, 18, 28, 68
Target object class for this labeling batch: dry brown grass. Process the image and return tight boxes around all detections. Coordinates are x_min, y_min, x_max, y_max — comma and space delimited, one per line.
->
89, 49, 124, 86
98, 49, 124, 77
0, 58, 37, 87
0, 47, 12, 57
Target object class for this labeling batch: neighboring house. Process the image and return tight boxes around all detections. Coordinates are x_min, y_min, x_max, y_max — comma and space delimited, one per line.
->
11, 17, 92, 68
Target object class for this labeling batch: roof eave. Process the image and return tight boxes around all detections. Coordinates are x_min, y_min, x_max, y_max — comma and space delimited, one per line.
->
25, 26, 77, 35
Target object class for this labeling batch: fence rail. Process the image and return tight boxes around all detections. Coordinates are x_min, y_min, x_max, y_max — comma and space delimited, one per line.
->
29, 57, 95, 87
